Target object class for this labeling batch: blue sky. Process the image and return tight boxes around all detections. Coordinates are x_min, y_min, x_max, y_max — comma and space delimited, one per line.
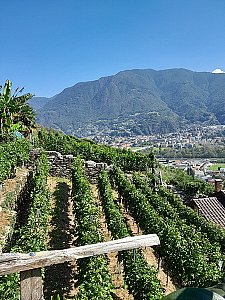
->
1, 0, 225, 97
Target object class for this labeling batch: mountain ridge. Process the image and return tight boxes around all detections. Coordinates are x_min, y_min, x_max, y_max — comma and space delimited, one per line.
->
31, 68, 225, 137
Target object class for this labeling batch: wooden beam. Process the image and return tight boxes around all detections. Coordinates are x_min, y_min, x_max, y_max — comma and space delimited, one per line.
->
0, 234, 159, 276
20, 268, 44, 300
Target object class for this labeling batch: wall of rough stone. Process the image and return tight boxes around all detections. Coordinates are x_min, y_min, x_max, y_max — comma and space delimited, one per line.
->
46, 151, 108, 183
0, 168, 32, 250
47, 151, 74, 178
84, 160, 107, 183
29, 148, 42, 168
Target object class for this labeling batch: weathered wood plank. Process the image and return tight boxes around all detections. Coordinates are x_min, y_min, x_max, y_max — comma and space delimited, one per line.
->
20, 268, 44, 300
0, 234, 159, 275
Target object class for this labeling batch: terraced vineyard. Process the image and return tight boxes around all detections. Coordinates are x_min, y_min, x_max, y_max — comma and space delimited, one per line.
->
0, 129, 225, 299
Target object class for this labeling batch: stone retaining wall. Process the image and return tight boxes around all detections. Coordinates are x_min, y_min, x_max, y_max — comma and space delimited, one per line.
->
84, 160, 107, 183
47, 151, 74, 178
0, 168, 32, 251
46, 151, 109, 183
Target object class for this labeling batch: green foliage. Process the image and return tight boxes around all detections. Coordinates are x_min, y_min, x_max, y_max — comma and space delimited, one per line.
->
0, 273, 20, 300
0, 80, 35, 139
37, 128, 153, 171
157, 186, 225, 253
71, 158, 114, 299
153, 144, 225, 159
112, 167, 223, 287
98, 170, 131, 239
98, 170, 163, 299
50, 295, 67, 300
74, 256, 114, 300
15, 152, 50, 252
210, 163, 225, 171
0, 138, 31, 183
2, 192, 15, 210
161, 166, 215, 197
134, 173, 225, 270
0, 152, 50, 299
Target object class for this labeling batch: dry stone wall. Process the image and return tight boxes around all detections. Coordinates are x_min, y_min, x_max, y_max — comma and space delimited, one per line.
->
0, 168, 32, 251
47, 151, 74, 178
84, 160, 108, 183
46, 151, 109, 183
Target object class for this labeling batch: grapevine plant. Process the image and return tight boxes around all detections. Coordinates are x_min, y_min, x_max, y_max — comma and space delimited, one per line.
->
133, 173, 225, 253
0, 138, 31, 184
112, 167, 223, 288
37, 128, 152, 171
0, 152, 50, 299
71, 158, 114, 300
98, 170, 163, 300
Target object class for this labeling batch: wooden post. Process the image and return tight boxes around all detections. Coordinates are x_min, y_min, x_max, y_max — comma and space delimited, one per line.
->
20, 268, 44, 300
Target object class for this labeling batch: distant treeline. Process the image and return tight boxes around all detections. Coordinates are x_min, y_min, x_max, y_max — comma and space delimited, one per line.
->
141, 145, 225, 159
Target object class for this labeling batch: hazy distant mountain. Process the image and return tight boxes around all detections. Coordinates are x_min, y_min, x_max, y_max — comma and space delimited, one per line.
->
32, 68, 225, 137
28, 97, 50, 111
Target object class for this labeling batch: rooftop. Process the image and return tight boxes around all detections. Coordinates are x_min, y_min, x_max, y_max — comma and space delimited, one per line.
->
189, 197, 225, 228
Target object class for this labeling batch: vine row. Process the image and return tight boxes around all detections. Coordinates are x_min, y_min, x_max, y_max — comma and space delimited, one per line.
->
112, 167, 223, 288
133, 172, 225, 253
0, 151, 51, 300
0, 139, 31, 184
71, 158, 114, 300
37, 128, 152, 171
98, 170, 163, 300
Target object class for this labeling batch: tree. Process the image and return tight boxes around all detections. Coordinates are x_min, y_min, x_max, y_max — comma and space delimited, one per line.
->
0, 80, 35, 139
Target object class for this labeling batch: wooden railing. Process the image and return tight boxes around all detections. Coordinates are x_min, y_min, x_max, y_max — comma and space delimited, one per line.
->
0, 234, 160, 300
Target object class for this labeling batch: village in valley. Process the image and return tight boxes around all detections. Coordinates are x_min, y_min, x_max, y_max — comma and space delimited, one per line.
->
95, 124, 225, 150
90, 124, 225, 181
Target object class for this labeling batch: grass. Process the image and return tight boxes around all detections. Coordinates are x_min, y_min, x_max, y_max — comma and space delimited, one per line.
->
209, 164, 225, 171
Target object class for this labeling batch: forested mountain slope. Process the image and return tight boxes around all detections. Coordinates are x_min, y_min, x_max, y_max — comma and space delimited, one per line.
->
32, 69, 225, 136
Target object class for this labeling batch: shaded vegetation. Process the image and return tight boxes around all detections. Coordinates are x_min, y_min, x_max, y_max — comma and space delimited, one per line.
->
44, 181, 74, 299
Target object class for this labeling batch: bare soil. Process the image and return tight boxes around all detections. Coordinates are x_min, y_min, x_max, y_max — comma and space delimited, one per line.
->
46, 177, 78, 298
0, 211, 10, 236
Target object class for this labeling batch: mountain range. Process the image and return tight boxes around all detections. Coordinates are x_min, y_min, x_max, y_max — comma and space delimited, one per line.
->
31, 68, 225, 137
